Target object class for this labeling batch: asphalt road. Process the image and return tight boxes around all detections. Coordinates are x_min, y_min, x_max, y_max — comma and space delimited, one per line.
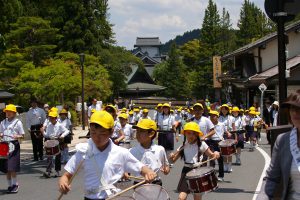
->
0, 132, 271, 200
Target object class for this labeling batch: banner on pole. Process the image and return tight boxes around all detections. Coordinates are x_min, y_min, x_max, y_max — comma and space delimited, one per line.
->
213, 56, 222, 88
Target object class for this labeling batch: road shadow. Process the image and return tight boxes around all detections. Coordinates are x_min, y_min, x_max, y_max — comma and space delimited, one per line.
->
214, 187, 255, 194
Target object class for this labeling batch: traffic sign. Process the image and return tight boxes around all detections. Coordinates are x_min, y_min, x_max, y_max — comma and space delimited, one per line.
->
259, 83, 267, 92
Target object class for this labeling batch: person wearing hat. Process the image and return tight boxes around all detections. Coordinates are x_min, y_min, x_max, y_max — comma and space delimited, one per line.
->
154, 103, 163, 124
190, 103, 215, 140
118, 113, 134, 149
271, 101, 279, 127
88, 99, 101, 119
157, 103, 177, 153
104, 105, 125, 145
246, 110, 260, 151
169, 122, 220, 200
219, 104, 235, 172
133, 108, 141, 125
59, 111, 157, 199
139, 109, 151, 121
0, 104, 25, 193
129, 119, 170, 186
175, 108, 183, 135
231, 107, 246, 165
42, 111, 69, 178
208, 110, 230, 181
264, 89, 300, 200
26, 99, 47, 161
128, 110, 135, 125
59, 109, 73, 163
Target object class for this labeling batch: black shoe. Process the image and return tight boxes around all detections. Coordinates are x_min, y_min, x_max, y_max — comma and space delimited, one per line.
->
43, 172, 51, 178
10, 185, 19, 193
6, 186, 13, 193
39, 157, 43, 161
33, 158, 38, 161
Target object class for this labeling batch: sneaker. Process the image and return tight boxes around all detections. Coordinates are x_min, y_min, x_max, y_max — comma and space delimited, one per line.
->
6, 186, 13, 193
54, 171, 61, 178
236, 159, 241, 166
43, 172, 51, 178
10, 184, 19, 193
217, 177, 224, 182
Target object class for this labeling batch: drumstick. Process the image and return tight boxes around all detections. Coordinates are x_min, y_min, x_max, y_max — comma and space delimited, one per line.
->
106, 180, 146, 200
127, 176, 144, 181
194, 158, 215, 168
57, 159, 84, 200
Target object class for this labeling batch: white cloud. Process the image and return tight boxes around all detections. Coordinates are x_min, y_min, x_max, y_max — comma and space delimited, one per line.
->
108, 0, 265, 49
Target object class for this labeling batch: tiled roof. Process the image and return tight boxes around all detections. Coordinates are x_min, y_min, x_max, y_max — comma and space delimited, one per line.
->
134, 37, 162, 47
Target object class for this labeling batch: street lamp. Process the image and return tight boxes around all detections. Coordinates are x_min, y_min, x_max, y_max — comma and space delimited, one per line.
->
79, 53, 85, 130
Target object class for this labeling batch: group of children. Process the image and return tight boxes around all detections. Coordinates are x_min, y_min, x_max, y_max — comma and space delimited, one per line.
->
0, 100, 266, 200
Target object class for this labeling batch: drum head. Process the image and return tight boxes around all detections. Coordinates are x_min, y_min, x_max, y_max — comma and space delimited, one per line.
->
186, 167, 214, 179
218, 139, 235, 147
133, 184, 169, 200
45, 140, 59, 148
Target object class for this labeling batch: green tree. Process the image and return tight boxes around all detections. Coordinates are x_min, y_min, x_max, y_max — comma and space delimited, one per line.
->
219, 8, 236, 55
153, 43, 190, 98
5, 17, 61, 67
200, 0, 221, 56
0, 0, 23, 35
14, 52, 112, 105
237, 0, 275, 46
179, 39, 201, 68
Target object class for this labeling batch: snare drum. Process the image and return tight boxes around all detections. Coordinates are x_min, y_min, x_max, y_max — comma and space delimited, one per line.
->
186, 167, 218, 194
218, 139, 236, 156
0, 142, 9, 159
133, 184, 170, 200
44, 140, 60, 156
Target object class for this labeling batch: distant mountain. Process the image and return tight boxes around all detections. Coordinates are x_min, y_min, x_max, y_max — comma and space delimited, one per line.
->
161, 29, 201, 54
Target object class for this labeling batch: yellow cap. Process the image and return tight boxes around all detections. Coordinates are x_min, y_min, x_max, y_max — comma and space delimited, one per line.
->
249, 107, 256, 111
193, 103, 203, 109
207, 106, 211, 111
221, 104, 229, 109
209, 110, 219, 117
90, 111, 114, 129
183, 122, 204, 137
129, 110, 134, 115
50, 107, 58, 112
133, 108, 140, 112
142, 109, 149, 113
91, 109, 96, 113
249, 110, 256, 115
232, 107, 240, 112
170, 109, 174, 113
157, 103, 163, 107
3, 104, 17, 113
133, 119, 157, 131
48, 111, 58, 118
256, 112, 260, 116
240, 109, 244, 112
162, 103, 170, 108
118, 113, 128, 120
60, 109, 68, 114
104, 104, 117, 113
245, 110, 249, 113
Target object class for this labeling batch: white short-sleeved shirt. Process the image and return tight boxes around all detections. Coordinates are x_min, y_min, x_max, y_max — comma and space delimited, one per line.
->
175, 113, 182, 122
219, 115, 235, 131
179, 141, 209, 164
128, 116, 135, 124
58, 118, 72, 130
0, 118, 25, 141
112, 121, 122, 138
192, 116, 214, 135
233, 116, 245, 131
26, 107, 46, 129
157, 114, 175, 131
129, 143, 169, 177
122, 124, 134, 142
44, 121, 69, 138
65, 139, 144, 199
211, 122, 225, 141
138, 116, 151, 122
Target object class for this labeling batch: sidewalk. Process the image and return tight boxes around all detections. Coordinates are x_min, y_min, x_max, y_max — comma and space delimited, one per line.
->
20, 126, 90, 151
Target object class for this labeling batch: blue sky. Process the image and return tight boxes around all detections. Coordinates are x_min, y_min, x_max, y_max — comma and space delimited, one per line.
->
108, 0, 264, 49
